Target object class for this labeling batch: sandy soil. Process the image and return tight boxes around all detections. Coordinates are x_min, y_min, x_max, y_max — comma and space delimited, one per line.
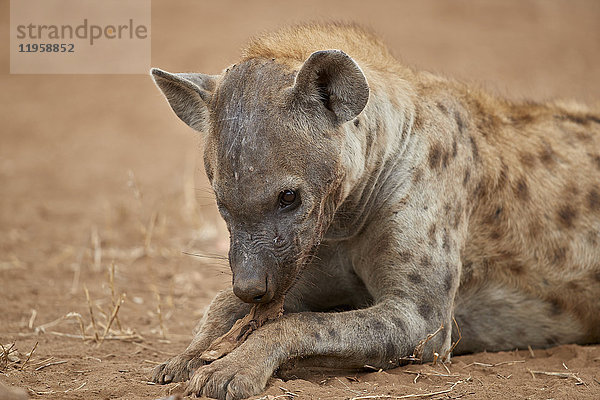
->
1, 1, 600, 399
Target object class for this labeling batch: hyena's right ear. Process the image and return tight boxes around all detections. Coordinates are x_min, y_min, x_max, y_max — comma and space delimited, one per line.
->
150, 68, 217, 133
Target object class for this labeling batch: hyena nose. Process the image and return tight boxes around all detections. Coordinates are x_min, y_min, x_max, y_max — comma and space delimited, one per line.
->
233, 276, 273, 304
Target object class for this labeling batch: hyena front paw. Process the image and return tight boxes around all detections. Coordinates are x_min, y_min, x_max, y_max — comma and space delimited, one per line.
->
185, 356, 270, 400
151, 354, 207, 384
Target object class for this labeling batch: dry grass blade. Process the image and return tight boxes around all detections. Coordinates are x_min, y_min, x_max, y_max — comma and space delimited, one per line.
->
400, 324, 444, 363
403, 370, 460, 378
47, 331, 143, 342
144, 211, 158, 251
442, 317, 461, 362
154, 289, 167, 339
108, 263, 123, 333
351, 379, 463, 399
35, 360, 67, 371
464, 360, 525, 368
99, 293, 125, 345
529, 370, 585, 385
28, 309, 37, 330
28, 381, 87, 395
0, 342, 14, 370
527, 345, 535, 358
91, 226, 102, 271
20, 341, 38, 370
84, 286, 100, 342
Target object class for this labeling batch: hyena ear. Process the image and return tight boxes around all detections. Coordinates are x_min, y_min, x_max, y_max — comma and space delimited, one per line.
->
292, 50, 369, 124
150, 68, 217, 133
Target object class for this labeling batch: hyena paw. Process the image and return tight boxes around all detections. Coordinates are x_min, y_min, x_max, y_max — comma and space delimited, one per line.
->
151, 354, 207, 384
185, 357, 270, 400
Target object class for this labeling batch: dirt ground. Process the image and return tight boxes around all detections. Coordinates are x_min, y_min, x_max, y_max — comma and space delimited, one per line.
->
1, 1, 600, 399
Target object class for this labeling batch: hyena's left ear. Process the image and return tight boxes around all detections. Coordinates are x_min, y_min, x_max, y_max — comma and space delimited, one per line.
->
292, 50, 369, 124
150, 68, 217, 133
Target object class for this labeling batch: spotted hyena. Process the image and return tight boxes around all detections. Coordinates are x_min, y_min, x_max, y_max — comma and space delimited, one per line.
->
150, 23, 600, 399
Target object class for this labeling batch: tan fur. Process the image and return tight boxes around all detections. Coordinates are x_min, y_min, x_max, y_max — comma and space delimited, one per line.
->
150, 23, 600, 399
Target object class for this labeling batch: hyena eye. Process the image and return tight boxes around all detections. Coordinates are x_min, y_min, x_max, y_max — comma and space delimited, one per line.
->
279, 189, 297, 208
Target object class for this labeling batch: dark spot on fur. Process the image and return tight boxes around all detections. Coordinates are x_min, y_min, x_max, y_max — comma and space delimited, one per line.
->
514, 178, 530, 201
494, 207, 503, 219
412, 168, 424, 185
490, 228, 503, 240
565, 183, 579, 196
555, 113, 600, 126
442, 151, 450, 169
588, 187, 600, 212
312, 331, 322, 340
443, 271, 453, 293
453, 204, 463, 229
591, 154, 600, 170
354, 118, 360, 127
384, 340, 396, 361
469, 136, 479, 162
372, 320, 385, 332
594, 271, 600, 282
509, 263, 525, 275
327, 328, 338, 339
461, 261, 473, 282
451, 139, 458, 158
463, 169, 471, 187
575, 131, 593, 143
587, 230, 598, 245
509, 110, 536, 127
428, 143, 443, 170
442, 229, 451, 253
418, 301, 433, 319
496, 161, 509, 190
553, 247, 567, 264
420, 255, 432, 268
428, 224, 437, 245
444, 203, 451, 213
519, 151, 536, 168
408, 272, 423, 284
436, 102, 448, 113
391, 316, 406, 332
548, 297, 564, 316
539, 141, 556, 167
454, 111, 466, 134
557, 205, 578, 229
472, 100, 500, 134
471, 180, 486, 201
398, 251, 413, 264
388, 288, 407, 298
484, 206, 503, 226
567, 281, 580, 291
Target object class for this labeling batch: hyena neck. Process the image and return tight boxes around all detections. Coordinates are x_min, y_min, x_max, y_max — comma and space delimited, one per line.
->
325, 78, 418, 241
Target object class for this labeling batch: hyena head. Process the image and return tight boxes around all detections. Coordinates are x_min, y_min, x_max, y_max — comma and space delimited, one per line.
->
151, 50, 369, 304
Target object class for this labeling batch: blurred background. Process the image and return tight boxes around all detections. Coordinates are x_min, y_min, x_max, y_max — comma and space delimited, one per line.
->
0, 1, 599, 398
